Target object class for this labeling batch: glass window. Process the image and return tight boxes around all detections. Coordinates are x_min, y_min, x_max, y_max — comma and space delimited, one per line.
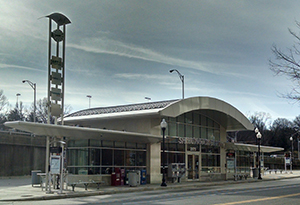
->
136, 151, 146, 166
201, 115, 207, 126
193, 113, 200, 125
125, 150, 136, 166
168, 122, 177, 137
168, 117, 176, 123
201, 154, 208, 167
90, 148, 100, 165
208, 129, 214, 140
178, 123, 184, 137
70, 140, 88, 147
178, 143, 185, 151
193, 126, 200, 138
214, 129, 220, 141
185, 112, 193, 124
186, 124, 193, 138
68, 140, 76, 147
167, 143, 177, 151
201, 127, 207, 139
102, 149, 112, 165
76, 148, 88, 166
126, 142, 136, 149
177, 115, 184, 123
114, 150, 124, 166
115, 141, 125, 148
137, 143, 146, 149
207, 118, 214, 128
90, 139, 101, 146
102, 141, 113, 147
214, 122, 220, 129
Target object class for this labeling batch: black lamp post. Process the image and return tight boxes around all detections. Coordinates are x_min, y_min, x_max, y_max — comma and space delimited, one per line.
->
290, 136, 293, 174
169, 69, 184, 99
87, 95, 92, 108
255, 128, 262, 180
160, 118, 167, 187
22, 80, 36, 122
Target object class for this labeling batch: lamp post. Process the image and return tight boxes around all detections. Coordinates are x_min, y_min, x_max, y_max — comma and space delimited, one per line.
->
290, 136, 293, 174
169, 69, 184, 99
16, 93, 21, 107
160, 118, 167, 187
22, 80, 36, 122
255, 128, 262, 180
86, 95, 92, 108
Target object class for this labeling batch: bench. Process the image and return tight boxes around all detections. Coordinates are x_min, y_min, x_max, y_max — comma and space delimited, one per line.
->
268, 169, 283, 174
67, 175, 104, 191
234, 174, 249, 180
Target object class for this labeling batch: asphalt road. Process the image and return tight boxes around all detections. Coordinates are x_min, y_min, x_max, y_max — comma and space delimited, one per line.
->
2, 178, 300, 205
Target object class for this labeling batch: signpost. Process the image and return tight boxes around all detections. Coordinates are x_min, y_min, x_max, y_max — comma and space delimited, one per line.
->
44, 12, 71, 194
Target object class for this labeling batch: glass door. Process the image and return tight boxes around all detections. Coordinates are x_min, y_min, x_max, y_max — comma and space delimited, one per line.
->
187, 154, 199, 180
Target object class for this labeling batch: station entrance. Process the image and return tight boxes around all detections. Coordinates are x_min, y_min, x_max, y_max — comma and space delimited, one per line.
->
187, 153, 200, 180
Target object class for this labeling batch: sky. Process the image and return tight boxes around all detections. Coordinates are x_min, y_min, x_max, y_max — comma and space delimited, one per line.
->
1, 0, 300, 122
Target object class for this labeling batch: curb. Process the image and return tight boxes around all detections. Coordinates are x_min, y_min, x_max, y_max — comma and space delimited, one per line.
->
1, 175, 300, 202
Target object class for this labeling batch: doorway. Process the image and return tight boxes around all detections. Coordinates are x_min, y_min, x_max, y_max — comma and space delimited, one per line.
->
187, 154, 199, 180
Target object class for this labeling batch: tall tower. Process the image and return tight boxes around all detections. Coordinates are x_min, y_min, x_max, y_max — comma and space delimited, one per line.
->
44, 13, 71, 193
46, 13, 71, 125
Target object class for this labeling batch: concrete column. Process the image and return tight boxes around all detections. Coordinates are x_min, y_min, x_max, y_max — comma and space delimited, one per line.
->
220, 126, 226, 177
147, 142, 161, 184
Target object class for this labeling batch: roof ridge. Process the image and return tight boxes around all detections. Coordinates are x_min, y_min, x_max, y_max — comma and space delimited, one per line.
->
65, 99, 178, 118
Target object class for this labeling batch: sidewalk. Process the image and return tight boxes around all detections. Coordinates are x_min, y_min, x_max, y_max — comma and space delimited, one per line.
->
1, 170, 300, 202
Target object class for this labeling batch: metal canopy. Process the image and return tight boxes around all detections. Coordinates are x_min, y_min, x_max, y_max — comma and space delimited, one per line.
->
63, 97, 254, 131
46, 13, 71, 26
4, 121, 162, 143
226, 142, 284, 153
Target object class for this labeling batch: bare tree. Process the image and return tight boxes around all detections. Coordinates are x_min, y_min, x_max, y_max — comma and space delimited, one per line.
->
248, 112, 271, 132
270, 21, 300, 101
35, 97, 72, 123
0, 90, 8, 112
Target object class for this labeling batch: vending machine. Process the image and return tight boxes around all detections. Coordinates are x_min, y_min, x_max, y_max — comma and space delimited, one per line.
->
111, 168, 121, 186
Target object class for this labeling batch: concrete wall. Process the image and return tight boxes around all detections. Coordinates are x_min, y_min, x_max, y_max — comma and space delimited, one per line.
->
0, 131, 46, 177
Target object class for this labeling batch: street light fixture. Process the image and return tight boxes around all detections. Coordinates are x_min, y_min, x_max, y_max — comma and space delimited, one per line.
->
290, 136, 293, 174
16, 93, 21, 107
160, 118, 167, 187
169, 69, 184, 99
86, 95, 92, 108
22, 80, 36, 123
255, 128, 262, 180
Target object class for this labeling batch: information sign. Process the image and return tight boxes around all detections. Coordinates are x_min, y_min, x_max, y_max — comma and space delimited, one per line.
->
50, 156, 61, 175
51, 56, 62, 69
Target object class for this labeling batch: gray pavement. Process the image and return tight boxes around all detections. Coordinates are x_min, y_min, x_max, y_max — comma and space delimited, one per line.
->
1, 170, 300, 202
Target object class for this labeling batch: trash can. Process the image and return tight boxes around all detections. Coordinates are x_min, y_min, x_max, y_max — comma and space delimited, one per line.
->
140, 170, 146, 185
128, 170, 140, 187
31, 170, 42, 186
252, 168, 258, 178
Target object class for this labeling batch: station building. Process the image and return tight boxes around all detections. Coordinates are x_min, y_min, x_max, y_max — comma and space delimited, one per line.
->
5, 96, 283, 184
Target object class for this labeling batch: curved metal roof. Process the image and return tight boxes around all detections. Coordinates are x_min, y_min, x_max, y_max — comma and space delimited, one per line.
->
159, 97, 254, 131
64, 99, 177, 118
63, 96, 253, 131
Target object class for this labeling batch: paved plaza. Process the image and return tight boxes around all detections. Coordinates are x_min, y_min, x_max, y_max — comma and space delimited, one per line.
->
0, 170, 300, 202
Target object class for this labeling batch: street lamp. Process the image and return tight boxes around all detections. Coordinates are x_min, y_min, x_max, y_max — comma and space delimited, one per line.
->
255, 128, 262, 180
22, 80, 36, 122
160, 118, 167, 187
290, 136, 293, 174
16, 93, 21, 107
169, 69, 184, 99
86, 95, 92, 108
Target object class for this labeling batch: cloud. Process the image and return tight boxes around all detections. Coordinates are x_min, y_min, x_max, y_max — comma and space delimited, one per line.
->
114, 73, 168, 81
68, 37, 216, 74
0, 63, 44, 72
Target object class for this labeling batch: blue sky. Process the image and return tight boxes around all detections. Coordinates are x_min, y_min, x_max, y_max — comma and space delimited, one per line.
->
1, 0, 300, 121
